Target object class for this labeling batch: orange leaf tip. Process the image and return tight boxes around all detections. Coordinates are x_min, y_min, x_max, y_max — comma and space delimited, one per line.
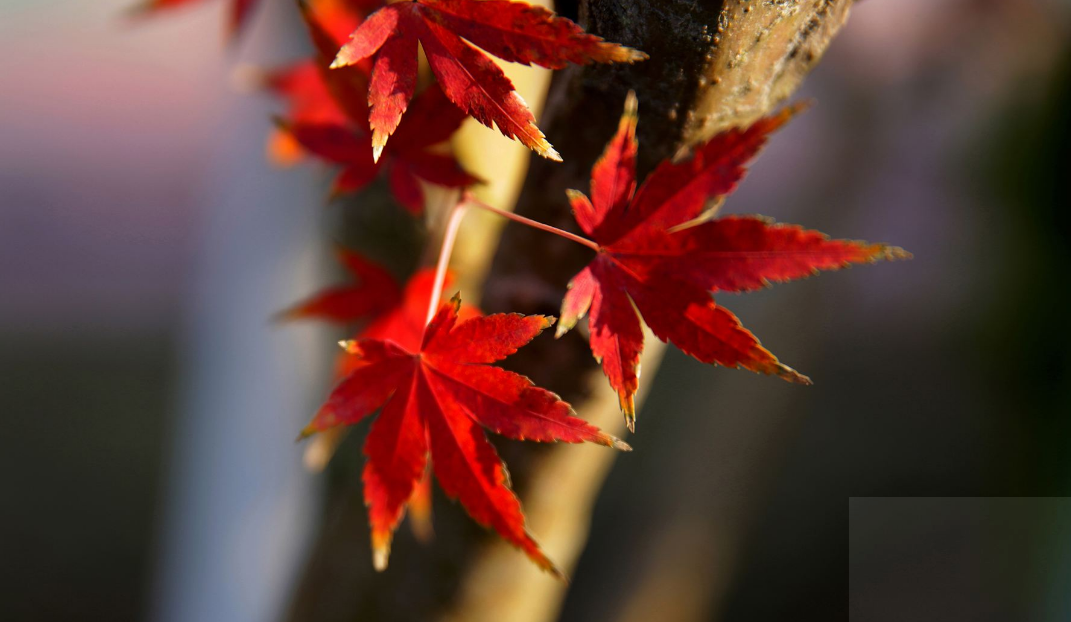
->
371, 143, 385, 164
776, 364, 812, 386
303, 439, 331, 472
623, 90, 638, 119
296, 425, 317, 441
544, 146, 563, 162
271, 307, 297, 324
619, 392, 636, 433
372, 540, 390, 572
880, 245, 913, 261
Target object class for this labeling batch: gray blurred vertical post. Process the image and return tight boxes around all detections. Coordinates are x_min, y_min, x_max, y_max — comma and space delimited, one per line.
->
150, 4, 325, 621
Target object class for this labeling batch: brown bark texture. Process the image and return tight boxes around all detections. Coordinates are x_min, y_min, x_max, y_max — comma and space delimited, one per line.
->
285, 2, 853, 621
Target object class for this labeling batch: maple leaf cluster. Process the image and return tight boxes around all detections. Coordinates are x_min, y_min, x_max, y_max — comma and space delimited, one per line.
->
140, 0, 907, 577
261, 1, 481, 213
330, 0, 646, 160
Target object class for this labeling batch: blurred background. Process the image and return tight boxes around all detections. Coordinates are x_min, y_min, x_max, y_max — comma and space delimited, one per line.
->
2, 0, 1070, 621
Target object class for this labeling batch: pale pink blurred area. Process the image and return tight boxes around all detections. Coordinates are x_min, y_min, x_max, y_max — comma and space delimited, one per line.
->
0, 0, 232, 334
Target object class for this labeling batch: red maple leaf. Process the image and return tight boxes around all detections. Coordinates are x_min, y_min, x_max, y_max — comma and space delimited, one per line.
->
328, 268, 479, 540
276, 246, 402, 324
260, 61, 345, 164
331, 0, 647, 161
300, 295, 630, 575
556, 94, 910, 430
279, 249, 479, 538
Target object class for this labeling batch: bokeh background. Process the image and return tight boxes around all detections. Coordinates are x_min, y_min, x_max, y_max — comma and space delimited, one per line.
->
2, 0, 1071, 620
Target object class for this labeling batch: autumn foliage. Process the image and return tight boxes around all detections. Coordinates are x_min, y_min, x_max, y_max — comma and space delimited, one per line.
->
140, 0, 906, 578
330, 0, 646, 160
556, 94, 908, 430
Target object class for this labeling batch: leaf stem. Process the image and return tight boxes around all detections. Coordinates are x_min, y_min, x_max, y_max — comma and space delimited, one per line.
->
462, 193, 600, 252
424, 194, 599, 327
426, 202, 468, 326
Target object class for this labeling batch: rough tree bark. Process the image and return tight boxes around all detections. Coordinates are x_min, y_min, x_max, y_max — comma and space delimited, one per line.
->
285, 2, 852, 621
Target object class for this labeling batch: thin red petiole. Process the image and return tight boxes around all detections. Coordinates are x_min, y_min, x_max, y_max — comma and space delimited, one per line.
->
462, 193, 600, 252
424, 195, 600, 327
425, 202, 468, 326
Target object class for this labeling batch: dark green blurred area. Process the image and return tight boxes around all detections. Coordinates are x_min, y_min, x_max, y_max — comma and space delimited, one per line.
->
0, 335, 174, 621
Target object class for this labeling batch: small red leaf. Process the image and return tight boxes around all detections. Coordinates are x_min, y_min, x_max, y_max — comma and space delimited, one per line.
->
276, 246, 400, 324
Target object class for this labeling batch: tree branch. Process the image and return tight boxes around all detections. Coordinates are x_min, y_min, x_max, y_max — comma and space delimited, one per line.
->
452, 2, 854, 621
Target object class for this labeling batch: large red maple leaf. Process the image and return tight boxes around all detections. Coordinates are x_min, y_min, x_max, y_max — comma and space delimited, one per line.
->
331, 0, 647, 161
300, 295, 630, 574
280, 249, 474, 539
556, 94, 910, 430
